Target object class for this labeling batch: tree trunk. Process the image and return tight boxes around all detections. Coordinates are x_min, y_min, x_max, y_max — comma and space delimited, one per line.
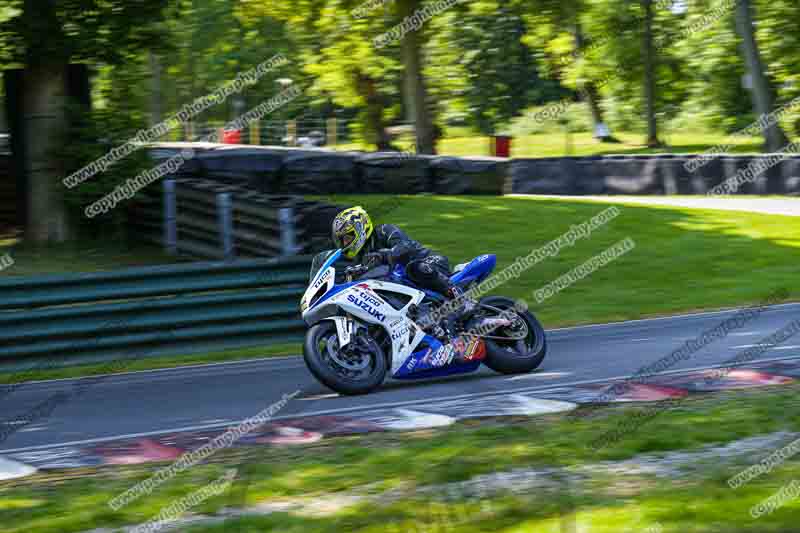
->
149, 51, 162, 127
643, 0, 661, 147
356, 73, 392, 150
735, 0, 789, 152
397, 0, 435, 154
571, 23, 614, 142
23, 63, 71, 243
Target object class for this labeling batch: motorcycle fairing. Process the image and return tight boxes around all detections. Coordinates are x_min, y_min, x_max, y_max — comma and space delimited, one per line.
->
393, 334, 483, 379
450, 254, 496, 287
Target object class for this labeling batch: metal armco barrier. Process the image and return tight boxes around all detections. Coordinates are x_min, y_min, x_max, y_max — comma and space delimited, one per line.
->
0, 256, 312, 371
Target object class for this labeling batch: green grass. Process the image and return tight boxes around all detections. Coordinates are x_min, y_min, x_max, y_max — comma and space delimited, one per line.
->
0, 342, 302, 384
336, 131, 769, 157
3, 385, 800, 532
0, 239, 179, 277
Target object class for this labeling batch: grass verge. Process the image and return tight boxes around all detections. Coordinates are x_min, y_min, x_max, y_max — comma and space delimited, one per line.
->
3, 385, 800, 532
336, 131, 770, 157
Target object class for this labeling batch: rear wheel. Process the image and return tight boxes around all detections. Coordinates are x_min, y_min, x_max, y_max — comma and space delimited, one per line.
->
303, 321, 387, 395
478, 296, 546, 374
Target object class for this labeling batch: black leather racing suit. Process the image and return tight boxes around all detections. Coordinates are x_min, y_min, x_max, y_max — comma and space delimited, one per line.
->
353, 224, 452, 295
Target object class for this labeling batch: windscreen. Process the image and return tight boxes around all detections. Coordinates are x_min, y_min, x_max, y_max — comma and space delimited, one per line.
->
309, 249, 338, 281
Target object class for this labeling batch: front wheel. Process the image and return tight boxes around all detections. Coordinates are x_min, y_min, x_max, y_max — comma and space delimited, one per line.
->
303, 321, 387, 395
477, 296, 547, 374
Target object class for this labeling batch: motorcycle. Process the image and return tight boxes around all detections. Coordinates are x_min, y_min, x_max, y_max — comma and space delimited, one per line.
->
300, 249, 547, 395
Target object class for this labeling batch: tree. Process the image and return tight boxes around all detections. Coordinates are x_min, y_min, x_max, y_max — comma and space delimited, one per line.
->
642, 0, 662, 147
396, 0, 435, 153
426, 0, 561, 135
734, 0, 790, 151
0, 0, 169, 243
244, 0, 403, 149
520, 0, 617, 141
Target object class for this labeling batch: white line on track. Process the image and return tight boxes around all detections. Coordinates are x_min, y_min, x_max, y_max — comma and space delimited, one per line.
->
3, 354, 799, 455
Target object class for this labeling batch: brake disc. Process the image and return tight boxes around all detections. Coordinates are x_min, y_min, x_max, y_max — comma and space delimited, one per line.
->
326, 334, 371, 371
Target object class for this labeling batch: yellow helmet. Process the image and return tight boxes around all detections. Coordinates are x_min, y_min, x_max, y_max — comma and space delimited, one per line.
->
332, 206, 373, 259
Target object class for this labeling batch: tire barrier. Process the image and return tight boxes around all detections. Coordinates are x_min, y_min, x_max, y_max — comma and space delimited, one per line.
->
511, 153, 800, 195
145, 144, 507, 196
144, 143, 800, 197
195, 146, 284, 193
281, 149, 359, 195
430, 156, 508, 195
0, 256, 312, 370
359, 152, 432, 194
511, 158, 576, 194
784, 156, 800, 194
601, 155, 665, 195
659, 155, 694, 194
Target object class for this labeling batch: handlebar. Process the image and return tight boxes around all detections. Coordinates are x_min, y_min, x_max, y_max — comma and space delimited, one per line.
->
344, 264, 370, 281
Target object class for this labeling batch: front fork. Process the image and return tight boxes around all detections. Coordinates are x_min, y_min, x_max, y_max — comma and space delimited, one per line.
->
323, 316, 355, 348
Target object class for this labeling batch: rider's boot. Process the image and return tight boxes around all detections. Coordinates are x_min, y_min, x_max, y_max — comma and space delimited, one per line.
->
443, 285, 476, 334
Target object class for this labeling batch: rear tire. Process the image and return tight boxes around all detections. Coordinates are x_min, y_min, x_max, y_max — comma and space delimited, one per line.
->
479, 296, 547, 374
303, 321, 387, 395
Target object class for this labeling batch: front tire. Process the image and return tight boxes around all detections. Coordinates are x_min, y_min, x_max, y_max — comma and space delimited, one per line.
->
303, 321, 387, 395
478, 296, 547, 374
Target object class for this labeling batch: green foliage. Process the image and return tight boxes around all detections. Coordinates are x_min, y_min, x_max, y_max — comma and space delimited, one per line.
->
428, 1, 564, 134
0, 0, 170, 65
58, 104, 152, 239
508, 102, 594, 136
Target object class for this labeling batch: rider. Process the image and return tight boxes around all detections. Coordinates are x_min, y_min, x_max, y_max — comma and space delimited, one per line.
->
330, 206, 471, 325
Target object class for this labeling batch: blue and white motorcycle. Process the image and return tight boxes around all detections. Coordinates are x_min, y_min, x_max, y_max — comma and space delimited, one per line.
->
300, 249, 547, 395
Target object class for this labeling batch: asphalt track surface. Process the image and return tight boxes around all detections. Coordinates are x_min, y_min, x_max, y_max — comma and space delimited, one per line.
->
2, 303, 799, 453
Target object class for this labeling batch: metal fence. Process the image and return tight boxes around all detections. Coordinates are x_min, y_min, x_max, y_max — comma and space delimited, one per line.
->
131, 176, 345, 261
0, 256, 312, 371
